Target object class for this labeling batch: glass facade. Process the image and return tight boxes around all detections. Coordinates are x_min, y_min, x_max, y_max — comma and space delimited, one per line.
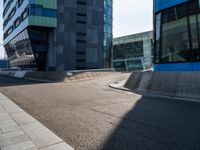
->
113, 31, 153, 71
4, 29, 36, 69
3, 0, 57, 71
154, 0, 200, 71
4, 0, 112, 71
113, 41, 144, 59
0, 59, 10, 69
103, 0, 113, 68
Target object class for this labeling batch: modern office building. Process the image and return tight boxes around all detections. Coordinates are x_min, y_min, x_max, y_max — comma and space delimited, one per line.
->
113, 31, 153, 71
154, 0, 200, 71
3, 0, 112, 71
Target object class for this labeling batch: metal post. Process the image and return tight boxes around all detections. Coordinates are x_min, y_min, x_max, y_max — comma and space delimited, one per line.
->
125, 59, 128, 71
141, 57, 146, 70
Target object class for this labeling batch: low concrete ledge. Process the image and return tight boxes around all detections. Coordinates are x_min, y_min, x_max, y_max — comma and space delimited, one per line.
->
0, 69, 118, 83
112, 71, 200, 102
24, 71, 68, 82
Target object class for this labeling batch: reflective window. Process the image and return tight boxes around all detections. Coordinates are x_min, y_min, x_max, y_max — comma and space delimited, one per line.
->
43, 8, 57, 17
103, 0, 113, 68
17, 0, 24, 7
113, 41, 144, 60
22, 8, 28, 20
154, 0, 200, 63
35, 6, 43, 16
155, 13, 161, 63
161, 17, 189, 63
4, 30, 36, 68
189, 15, 199, 50
14, 17, 21, 28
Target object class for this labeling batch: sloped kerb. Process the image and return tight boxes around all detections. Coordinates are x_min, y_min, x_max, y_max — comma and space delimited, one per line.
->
124, 71, 143, 90
111, 71, 200, 102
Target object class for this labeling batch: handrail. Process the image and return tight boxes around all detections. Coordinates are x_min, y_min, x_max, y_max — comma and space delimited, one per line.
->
65, 68, 115, 74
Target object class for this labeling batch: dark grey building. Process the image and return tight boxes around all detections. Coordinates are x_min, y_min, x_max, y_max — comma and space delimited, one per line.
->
3, 0, 112, 71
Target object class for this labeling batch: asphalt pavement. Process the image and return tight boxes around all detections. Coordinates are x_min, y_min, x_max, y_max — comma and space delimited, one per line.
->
0, 74, 200, 150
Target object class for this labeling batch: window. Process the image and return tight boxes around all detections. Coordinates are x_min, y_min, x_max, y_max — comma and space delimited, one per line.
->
7, 26, 13, 35
3, 18, 9, 28
155, 13, 161, 63
161, 17, 190, 63
22, 8, 28, 20
77, 20, 86, 24
77, 40, 86, 43
77, 32, 86, 36
77, 13, 86, 17
17, 0, 24, 7
3, 1, 11, 17
77, 1, 87, 5
35, 6, 43, 16
8, 7, 16, 20
76, 51, 86, 55
43, 8, 57, 17
155, 0, 200, 63
4, 0, 8, 4
14, 17, 21, 28
28, 4, 57, 18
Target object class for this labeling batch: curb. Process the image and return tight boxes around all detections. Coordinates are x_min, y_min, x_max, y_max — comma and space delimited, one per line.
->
109, 83, 200, 104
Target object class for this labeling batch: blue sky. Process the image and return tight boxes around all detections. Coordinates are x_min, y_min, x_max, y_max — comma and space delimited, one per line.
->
0, 0, 153, 57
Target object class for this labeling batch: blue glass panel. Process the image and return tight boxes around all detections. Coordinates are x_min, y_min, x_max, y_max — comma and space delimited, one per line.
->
154, 0, 191, 12
154, 63, 193, 71
43, 8, 57, 17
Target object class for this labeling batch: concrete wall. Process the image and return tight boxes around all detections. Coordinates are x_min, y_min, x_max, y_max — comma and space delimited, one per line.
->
125, 71, 200, 100
0, 70, 117, 82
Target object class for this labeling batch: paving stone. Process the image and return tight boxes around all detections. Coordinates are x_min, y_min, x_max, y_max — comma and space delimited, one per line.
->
0, 119, 18, 130
21, 122, 63, 148
11, 112, 37, 125
0, 130, 24, 140
0, 100, 23, 114
0, 105, 5, 113
27, 148, 39, 150
40, 142, 74, 150
1, 126, 21, 133
0, 92, 73, 150
0, 130, 30, 147
2, 141, 36, 150
0, 93, 9, 100
0, 113, 11, 121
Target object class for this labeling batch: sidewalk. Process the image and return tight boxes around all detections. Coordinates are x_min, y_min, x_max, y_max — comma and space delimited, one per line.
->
0, 92, 74, 150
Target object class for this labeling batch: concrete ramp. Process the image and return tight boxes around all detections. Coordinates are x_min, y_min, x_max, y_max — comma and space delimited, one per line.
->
122, 71, 200, 100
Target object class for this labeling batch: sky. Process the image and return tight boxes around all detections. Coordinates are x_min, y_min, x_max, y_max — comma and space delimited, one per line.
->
0, 0, 153, 58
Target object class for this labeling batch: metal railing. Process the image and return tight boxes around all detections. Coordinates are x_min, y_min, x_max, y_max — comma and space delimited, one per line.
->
65, 68, 115, 75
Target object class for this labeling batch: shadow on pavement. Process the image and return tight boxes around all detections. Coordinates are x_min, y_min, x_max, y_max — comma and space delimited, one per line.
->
102, 96, 200, 150
0, 75, 48, 87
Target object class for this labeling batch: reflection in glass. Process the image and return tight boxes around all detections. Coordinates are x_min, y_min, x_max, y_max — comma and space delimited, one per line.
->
103, 0, 113, 68
154, 0, 200, 64
161, 17, 189, 62
5, 30, 36, 69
